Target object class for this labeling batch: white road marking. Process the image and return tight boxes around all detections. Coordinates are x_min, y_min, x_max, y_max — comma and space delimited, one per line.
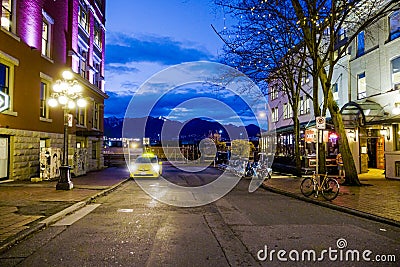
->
52, 204, 101, 226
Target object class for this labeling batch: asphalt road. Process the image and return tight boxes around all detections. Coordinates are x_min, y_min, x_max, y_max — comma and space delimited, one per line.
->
1, 164, 400, 266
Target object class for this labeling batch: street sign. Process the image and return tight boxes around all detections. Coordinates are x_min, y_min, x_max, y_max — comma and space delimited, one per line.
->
0, 91, 10, 113
305, 129, 316, 143
316, 116, 326, 129
68, 114, 73, 127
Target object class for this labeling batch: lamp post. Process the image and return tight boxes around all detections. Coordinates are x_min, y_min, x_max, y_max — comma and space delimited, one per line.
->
48, 70, 86, 190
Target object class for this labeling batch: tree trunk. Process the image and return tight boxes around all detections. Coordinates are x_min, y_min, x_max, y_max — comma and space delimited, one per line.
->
293, 115, 302, 177
327, 88, 361, 186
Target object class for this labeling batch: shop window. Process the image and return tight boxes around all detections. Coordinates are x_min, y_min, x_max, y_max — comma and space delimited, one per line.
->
396, 161, 400, 177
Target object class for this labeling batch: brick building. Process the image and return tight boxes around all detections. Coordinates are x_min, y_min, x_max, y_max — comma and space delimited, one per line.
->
0, 0, 107, 181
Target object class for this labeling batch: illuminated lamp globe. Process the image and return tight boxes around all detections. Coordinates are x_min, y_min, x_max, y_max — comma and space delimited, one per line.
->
71, 83, 82, 94
62, 70, 74, 80
48, 98, 58, 107
68, 100, 76, 109
77, 98, 87, 108
58, 95, 68, 105
53, 82, 62, 93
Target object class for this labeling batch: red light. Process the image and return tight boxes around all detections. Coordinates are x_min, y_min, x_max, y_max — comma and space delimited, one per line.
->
329, 133, 338, 139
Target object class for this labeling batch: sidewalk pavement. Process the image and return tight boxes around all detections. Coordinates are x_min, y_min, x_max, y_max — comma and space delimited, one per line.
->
262, 168, 400, 226
0, 167, 130, 253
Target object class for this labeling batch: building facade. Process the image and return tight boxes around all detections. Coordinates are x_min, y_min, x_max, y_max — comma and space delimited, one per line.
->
0, 0, 107, 181
264, 5, 400, 179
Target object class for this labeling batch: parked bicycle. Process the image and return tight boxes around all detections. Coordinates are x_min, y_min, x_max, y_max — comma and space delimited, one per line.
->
300, 172, 340, 200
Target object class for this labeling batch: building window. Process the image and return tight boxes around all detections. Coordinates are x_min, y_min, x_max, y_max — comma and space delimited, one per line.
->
283, 103, 292, 120
0, 52, 18, 113
78, 1, 89, 33
389, 10, 400, 41
93, 102, 99, 129
92, 141, 98, 159
394, 125, 400, 151
94, 62, 101, 88
76, 106, 86, 127
357, 72, 366, 99
41, 21, 50, 57
332, 83, 339, 101
94, 21, 102, 48
78, 47, 87, 79
40, 81, 49, 118
356, 31, 365, 57
299, 96, 310, 115
1, 0, 13, 32
272, 107, 278, 122
392, 57, 400, 88
0, 63, 9, 95
338, 28, 346, 42
269, 84, 278, 100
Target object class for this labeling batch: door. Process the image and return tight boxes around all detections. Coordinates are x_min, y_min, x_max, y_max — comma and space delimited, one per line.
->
0, 136, 9, 180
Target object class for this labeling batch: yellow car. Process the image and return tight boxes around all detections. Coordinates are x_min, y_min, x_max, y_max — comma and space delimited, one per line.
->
130, 154, 162, 178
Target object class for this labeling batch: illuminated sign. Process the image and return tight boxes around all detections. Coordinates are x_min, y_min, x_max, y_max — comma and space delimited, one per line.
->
0, 91, 10, 113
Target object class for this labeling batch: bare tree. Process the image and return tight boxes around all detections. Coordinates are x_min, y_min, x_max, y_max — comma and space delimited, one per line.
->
215, 0, 398, 185
213, 0, 311, 175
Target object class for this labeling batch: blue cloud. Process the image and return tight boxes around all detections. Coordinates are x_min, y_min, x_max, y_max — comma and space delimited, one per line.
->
104, 91, 132, 118
106, 32, 214, 65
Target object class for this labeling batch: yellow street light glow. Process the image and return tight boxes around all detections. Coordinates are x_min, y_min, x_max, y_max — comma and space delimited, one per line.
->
48, 98, 58, 107
53, 82, 62, 93
77, 98, 86, 108
71, 83, 82, 93
62, 70, 74, 80
58, 95, 68, 105
68, 100, 76, 109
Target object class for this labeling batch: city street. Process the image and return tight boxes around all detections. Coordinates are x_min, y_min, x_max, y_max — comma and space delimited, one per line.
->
0, 164, 399, 266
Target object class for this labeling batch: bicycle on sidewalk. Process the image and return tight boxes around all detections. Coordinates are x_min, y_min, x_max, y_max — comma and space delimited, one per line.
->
300, 171, 340, 200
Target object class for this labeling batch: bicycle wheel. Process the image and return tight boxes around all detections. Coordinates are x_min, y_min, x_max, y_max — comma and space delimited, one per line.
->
300, 178, 315, 197
321, 178, 340, 200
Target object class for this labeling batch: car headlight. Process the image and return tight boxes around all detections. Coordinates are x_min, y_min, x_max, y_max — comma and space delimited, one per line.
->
130, 164, 138, 172
152, 164, 160, 173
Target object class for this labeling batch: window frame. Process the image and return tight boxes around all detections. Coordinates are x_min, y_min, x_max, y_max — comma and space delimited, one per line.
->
0, 51, 18, 115
391, 56, 400, 88
92, 101, 99, 129
1, 0, 14, 32
357, 72, 367, 99
356, 30, 365, 57
389, 10, 400, 41
76, 106, 86, 127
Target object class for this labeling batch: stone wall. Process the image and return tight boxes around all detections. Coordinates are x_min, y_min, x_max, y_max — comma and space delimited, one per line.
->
0, 128, 104, 181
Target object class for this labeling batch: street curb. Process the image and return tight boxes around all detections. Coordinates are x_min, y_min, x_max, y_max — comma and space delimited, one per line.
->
261, 183, 400, 228
0, 177, 130, 254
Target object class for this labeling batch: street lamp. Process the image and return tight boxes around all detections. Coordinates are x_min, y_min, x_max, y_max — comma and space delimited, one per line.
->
48, 70, 86, 190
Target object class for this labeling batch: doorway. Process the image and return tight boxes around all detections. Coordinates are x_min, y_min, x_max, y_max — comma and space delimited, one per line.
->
0, 136, 9, 180
366, 134, 385, 170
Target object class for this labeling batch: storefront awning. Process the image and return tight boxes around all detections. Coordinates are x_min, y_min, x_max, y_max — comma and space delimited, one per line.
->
340, 100, 387, 128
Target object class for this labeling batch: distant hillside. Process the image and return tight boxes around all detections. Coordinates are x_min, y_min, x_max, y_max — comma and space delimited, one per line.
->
104, 116, 261, 141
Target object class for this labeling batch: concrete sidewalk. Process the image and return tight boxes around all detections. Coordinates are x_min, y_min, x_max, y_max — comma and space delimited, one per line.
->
0, 167, 130, 252
262, 168, 400, 226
